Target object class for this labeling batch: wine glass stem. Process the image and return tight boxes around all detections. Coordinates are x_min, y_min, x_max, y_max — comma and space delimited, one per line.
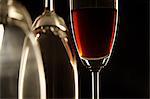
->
92, 71, 100, 99
45, 0, 48, 8
49, 0, 54, 11
45, 0, 54, 11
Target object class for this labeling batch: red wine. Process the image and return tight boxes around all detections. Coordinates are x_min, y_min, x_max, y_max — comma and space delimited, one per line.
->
72, 8, 117, 59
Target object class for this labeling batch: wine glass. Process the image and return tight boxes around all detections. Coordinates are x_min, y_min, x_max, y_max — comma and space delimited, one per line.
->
32, 0, 78, 98
0, 0, 46, 99
69, 0, 118, 98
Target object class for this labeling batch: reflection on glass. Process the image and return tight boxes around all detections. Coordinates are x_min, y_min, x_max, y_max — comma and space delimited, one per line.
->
0, 24, 4, 50
19, 36, 46, 99
0, 0, 46, 99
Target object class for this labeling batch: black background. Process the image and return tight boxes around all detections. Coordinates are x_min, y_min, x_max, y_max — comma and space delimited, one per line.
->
18, 0, 149, 98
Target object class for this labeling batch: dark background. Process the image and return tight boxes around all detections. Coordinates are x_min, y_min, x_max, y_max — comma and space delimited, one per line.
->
18, 0, 149, 98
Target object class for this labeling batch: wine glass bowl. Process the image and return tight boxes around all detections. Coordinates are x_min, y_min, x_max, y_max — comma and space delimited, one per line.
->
32, 0, 78, 98
0, 0, 46, 99
0, 0, 31, 98
70, 0, 118, 71
32, 9, 76, 65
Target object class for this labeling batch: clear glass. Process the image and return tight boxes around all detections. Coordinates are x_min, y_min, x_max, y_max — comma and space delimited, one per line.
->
0, 0, 46, 99
32, 0, 78, 99
69, 0, 118, 98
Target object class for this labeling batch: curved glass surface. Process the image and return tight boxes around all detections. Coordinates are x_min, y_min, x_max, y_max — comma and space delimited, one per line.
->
0, 0, 46, 99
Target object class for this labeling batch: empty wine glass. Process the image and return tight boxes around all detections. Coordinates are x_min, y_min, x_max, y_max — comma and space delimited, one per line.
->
32, 0, 78, 98
0, 0, 46, 99
69, 0, 118, 98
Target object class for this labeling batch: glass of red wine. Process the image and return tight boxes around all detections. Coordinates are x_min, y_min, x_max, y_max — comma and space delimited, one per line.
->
69, 0, 118, 98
